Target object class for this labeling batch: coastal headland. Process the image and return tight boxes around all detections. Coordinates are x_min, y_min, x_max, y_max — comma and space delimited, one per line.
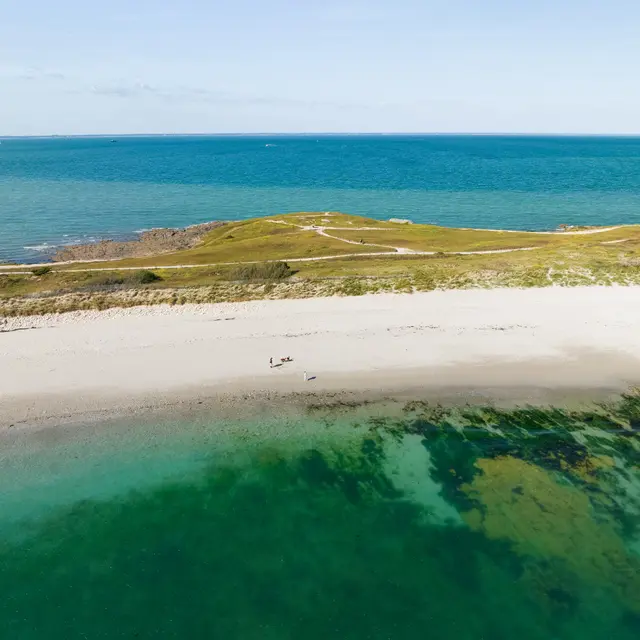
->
2, 211, 640, 316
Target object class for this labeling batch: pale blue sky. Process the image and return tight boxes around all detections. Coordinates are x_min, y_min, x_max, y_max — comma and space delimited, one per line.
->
2, 0, 639, 135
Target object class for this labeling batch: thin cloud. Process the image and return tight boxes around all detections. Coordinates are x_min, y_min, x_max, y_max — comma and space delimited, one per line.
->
86, 80, 371, 111
90, 82, 160, 98
3, 69, 394, 114
1, 66, 66, 81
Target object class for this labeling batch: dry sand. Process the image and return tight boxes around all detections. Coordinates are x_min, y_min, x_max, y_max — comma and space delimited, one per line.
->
2, 287, 640, 427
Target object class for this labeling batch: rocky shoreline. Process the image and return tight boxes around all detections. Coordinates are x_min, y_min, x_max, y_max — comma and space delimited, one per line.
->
52, 221, 226, 262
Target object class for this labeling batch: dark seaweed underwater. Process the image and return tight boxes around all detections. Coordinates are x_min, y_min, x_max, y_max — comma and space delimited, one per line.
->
0, 393, 639, 639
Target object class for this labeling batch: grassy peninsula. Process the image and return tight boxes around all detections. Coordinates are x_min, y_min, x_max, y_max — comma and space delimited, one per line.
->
2, 212, 640, 316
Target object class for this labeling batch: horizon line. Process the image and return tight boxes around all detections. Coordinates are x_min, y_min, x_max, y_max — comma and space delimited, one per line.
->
2, 131, 640, 139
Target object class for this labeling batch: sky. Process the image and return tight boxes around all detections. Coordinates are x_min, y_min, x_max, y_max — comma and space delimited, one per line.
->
1, 0, 639, 135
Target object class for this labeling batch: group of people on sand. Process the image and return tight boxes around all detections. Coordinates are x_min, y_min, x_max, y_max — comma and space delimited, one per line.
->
270, 356, 309, 381
269, 356, 293, 367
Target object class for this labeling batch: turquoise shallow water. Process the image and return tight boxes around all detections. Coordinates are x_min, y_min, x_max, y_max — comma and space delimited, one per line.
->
1, 135, 640, 263
1, 397, 639, 639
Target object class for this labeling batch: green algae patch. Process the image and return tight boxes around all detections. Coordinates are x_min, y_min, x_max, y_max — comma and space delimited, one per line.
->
462, 456, 640, 613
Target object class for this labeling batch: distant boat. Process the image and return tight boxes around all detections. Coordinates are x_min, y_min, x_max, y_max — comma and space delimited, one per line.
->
265, 144, 276, 147
110, 139, 117, 143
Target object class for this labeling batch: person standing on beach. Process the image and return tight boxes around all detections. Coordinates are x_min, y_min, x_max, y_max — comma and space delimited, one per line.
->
303, 371, 308, 382
270, 357, 273, 368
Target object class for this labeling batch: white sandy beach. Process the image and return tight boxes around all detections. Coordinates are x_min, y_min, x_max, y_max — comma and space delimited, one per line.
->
2, 286, 640, 426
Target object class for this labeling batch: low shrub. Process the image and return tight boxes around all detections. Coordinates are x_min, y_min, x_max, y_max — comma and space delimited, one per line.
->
31, 266, 52, 276
79, 270, 162, 292
129, 270, 162, 284
228, 262, 293, 282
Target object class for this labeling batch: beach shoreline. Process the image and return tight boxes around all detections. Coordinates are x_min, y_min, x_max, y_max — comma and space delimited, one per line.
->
3, 287, 640, 429
0, 378, 630, 435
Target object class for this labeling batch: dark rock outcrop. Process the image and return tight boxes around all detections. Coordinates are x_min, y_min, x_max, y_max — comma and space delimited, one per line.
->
53, 221, 226, 262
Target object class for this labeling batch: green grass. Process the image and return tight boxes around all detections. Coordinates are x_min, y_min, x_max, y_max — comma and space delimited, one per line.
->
48, 213, 640, 272
3, 212, 640, 315
269, 212, 395, 228
55, 218, 376, 270
334, 225, 638, 253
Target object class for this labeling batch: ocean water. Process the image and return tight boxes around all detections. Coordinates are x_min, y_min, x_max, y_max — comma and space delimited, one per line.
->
1, 397, 639, 639
2, 135, 640, 263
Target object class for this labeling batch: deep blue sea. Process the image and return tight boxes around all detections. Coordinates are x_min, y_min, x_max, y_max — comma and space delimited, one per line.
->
2, 134, 640, 263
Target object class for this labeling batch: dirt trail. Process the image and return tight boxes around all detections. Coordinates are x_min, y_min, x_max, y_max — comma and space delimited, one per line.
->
458, 225, 627, 235
266, 219, 536, 256
0, 248, 537, 275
